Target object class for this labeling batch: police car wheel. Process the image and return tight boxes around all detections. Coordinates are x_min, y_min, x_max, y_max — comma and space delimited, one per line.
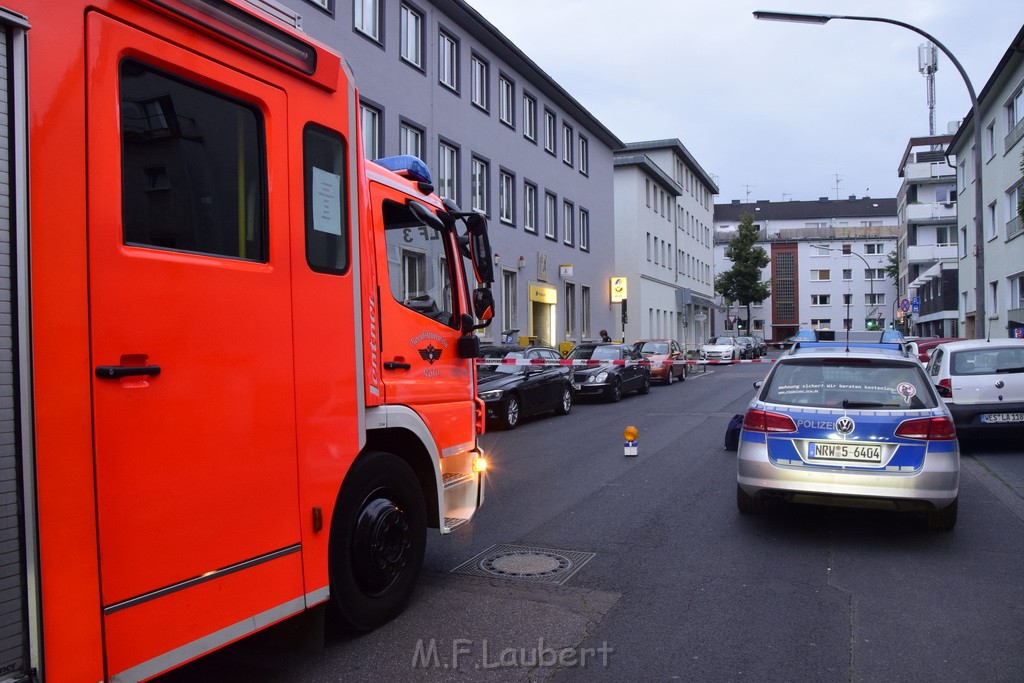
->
329, 451, 426, 632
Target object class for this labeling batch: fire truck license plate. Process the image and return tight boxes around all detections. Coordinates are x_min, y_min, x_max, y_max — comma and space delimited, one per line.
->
808, 442, 882, 463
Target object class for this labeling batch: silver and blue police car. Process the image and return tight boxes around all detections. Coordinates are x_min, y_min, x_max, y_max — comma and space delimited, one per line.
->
736, 332, 960, 529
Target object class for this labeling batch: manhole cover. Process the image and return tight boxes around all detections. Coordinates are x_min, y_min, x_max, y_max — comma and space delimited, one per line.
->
451, 544, 595, 585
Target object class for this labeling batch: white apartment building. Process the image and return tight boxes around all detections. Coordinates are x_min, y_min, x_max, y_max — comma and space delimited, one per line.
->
948, 24, 1024, 339
713, 198, 899, 343
613, 140, 718, 351
897, 135, 960, 337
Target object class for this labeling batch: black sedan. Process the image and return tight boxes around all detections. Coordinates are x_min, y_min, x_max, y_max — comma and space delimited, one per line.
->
477, 345, 574, 429
567, 343, 651, 402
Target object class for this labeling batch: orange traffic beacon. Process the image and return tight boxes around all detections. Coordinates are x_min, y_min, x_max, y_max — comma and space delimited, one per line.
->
1, 1, 493, 680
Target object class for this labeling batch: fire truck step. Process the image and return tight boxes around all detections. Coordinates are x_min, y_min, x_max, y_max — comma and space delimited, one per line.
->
444, 517, 470, 531
442, 472, 475, 489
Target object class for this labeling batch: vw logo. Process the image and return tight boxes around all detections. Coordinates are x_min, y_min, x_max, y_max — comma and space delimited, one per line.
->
835, 416, 855, 435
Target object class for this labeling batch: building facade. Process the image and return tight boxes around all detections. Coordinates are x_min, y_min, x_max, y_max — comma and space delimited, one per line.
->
278, 0, 623, 348
713, 198, 899, 343
896, 135, 959, 337
613, 140, 718, 351
947, 25, 1024, 339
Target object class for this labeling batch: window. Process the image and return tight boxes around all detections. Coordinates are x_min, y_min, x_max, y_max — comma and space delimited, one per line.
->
581, 285, 591, 339
985, 121, 996, 160
990, 280, 1000, 316
544, 192, 557, 240
843, 293, 852, 305
438, 30, 458, 91
354, 0, 380, 41
864, 243, 884, 255
543, 109, 556, 154
471, 157, 488, 213
121, 60, 266, 261
563, 201, 574, 246
811, 295, 831, 306
865, 268, 885, 280
470, 54, 488, 110
499, 170, 514, 224
399, 121, 422, 158
498, 76, 514, 127
360, 101, 381, 160
562, 123, 573, 165
842, 268, 852, 280
1010, 274, 1024, 310
303, 125, 348, 274
399, 4, 422, 68
437, 141, 458, 202
988, 201, 998, 240
1009, 86, 1024, 130
564, 282, 576, 338
936, 225, 955, 246
522, 93, 536, 141
579, 208, 590, 252
811, 318, 831, 329
960, 225, 968, 258
502, 269, 518, 332
810, 245, 830, 256
811, 269, 831, 281
578, 136, 589, 175
383, 200, 456, 328
524, 182, 537, 234
866, 293, 885, 305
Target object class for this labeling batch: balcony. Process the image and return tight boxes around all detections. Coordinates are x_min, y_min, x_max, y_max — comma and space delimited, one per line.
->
905, 201, 957, 223
1008, 215, 1023, 241
902, 160, 955, 183
906, 244, 958, 265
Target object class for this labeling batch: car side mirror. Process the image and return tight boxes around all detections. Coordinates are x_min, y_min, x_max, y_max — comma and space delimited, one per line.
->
753, 380, 763, 389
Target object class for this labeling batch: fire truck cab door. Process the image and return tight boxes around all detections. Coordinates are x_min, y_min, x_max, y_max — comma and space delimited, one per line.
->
86, 15, 301, 614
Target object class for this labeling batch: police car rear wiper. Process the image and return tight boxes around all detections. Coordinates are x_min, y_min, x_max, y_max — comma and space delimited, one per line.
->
842, 399, 888, 408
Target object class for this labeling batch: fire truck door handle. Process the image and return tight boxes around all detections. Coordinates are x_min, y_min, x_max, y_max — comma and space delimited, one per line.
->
383, 361, 411, 370
95, 365, 162, 379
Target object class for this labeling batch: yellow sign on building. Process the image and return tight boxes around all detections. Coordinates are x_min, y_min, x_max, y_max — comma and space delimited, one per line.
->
610, 277, 628, 303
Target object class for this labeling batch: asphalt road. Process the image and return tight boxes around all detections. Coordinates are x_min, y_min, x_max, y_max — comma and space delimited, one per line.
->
158, 355, 1024, 682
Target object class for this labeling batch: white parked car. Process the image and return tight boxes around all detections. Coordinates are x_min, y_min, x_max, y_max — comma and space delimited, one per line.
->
701, 336, 742, 361
925, 338, 1024, 441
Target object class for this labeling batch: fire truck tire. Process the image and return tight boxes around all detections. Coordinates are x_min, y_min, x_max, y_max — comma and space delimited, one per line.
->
329, 450, 427, 631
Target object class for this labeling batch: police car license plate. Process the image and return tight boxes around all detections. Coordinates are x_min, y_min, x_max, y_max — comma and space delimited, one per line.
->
980, 412, 1024, 424
808, 442, 882, 463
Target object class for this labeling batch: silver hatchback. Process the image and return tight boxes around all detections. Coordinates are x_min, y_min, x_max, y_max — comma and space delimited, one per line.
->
736, 344, 960, 529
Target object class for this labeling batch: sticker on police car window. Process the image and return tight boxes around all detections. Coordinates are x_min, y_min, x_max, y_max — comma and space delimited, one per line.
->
896, 382, 917, 404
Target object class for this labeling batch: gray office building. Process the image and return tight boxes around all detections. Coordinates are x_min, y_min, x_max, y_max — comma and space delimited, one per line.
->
273, 0, 624, 349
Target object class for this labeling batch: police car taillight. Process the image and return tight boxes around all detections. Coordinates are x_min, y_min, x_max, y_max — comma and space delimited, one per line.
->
894, 416, 957, 440
936, 379, 953, 398
743, 408, 797, 433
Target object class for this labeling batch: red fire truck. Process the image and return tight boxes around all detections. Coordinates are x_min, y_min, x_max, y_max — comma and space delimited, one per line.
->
0, 1, 494, 680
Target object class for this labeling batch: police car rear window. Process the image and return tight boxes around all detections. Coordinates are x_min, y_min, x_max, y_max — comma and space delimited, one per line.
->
764, 359, 937, 410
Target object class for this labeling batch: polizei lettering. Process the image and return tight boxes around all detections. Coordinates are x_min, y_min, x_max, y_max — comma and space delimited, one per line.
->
796, 419, 836, 430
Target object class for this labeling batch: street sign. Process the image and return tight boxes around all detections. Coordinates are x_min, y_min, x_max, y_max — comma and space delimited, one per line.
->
911, 296, 920, 313
900, 298, 911, 312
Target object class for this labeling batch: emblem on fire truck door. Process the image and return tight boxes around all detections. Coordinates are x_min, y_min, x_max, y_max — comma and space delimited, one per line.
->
418, 345, 443, 364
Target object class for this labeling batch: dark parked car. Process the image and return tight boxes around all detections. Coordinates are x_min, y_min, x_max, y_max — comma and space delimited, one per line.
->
476, 345, 574, 430
568, 343, 651, 402
751, 335, 768, 357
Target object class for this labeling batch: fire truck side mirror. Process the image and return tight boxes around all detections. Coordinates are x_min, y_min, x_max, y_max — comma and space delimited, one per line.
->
457, 332, 481, 359
407, 199, 444, 233
465, 213, 494, 285
472, 287, 494, 323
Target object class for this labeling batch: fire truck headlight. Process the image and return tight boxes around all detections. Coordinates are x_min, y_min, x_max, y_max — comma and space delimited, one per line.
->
473, 455, 488, 473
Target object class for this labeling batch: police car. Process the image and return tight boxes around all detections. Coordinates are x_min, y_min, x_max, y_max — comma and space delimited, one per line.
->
735, 331, 960, 529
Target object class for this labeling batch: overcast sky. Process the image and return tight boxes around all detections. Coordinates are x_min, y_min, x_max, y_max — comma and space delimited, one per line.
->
464, 0, 1023, 205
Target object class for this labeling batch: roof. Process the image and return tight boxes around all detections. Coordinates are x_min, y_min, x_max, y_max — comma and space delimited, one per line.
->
436, 0, 624, 150
620, 139, 720, 195
714, 197, 897, 222
613, 155, 682, 196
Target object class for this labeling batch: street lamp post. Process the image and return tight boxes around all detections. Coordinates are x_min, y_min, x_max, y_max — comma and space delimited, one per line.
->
754, 11, 985, 339
813, 244, 879, 329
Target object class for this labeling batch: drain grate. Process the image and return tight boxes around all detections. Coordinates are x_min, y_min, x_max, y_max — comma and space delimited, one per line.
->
451, 544, 595, 585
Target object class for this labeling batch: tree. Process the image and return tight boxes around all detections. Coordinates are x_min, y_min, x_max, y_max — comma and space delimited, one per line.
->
884, 250, 900, 289
714, 212, 771, 332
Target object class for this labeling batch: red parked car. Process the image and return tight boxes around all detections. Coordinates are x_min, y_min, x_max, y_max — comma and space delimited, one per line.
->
908, 337, 966, 364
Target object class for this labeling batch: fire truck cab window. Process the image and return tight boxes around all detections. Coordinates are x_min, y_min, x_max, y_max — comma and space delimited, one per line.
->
383, 200, 457, 328
304, 124, 348, 274
119, 60, 267, 261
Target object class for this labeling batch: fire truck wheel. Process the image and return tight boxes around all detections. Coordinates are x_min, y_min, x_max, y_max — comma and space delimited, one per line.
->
329, 450, 426, 631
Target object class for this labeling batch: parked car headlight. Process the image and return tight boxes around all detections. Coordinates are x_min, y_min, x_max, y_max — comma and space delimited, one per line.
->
478, 389, 504, 400
595, 371, 609, 383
